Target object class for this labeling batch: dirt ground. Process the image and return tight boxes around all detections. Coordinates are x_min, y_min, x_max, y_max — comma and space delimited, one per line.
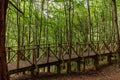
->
12, 64, 120, 80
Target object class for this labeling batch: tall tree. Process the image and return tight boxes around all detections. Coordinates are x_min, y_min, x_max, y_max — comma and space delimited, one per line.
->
0, 0, 9, 80
112, 0, 120, 67
87, 0, 92, 41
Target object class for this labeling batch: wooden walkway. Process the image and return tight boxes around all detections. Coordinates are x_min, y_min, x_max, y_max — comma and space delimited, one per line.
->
7, 42, 118, 75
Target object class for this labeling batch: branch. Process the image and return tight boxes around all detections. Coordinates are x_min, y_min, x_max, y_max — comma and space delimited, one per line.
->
9, 1, 24, 15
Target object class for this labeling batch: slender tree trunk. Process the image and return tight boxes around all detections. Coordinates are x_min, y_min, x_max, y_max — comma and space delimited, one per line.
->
87, 0, 92, 42
0, 0, 9, 80
112, 0, 120, 66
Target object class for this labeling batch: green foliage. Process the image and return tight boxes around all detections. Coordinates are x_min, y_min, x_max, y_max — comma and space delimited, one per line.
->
6, 0, 119, 47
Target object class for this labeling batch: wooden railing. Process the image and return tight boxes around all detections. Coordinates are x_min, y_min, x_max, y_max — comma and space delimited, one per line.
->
6, 41, 118, 71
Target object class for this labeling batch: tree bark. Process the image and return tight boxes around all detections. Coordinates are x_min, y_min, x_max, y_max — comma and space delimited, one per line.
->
112, 0, 120, 66
0, 0, 9, 80
87, 0, 92, 41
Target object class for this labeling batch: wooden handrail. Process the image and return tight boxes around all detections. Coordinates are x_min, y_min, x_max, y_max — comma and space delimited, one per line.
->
6, 41, 118, 68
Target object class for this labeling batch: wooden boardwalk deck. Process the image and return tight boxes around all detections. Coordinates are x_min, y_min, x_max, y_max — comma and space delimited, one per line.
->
7, 42, 118, 75
8, 50, 116, 74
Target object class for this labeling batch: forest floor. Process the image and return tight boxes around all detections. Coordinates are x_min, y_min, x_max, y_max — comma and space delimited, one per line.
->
11, 64, 120, 80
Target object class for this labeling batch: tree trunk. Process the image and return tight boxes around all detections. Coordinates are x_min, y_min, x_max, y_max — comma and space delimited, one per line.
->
112, 0, 120, 66
0, 0, 9, 80
87, 0, 92, 41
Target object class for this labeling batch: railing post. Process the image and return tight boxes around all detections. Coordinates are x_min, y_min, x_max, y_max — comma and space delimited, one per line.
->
17, 50, 20, 70
32, 48, 37, 65
22, 46, 25, 60
31, 48, 37, 76
58, 44, 62, 60
47, 44, 50, 72
57, 44, 62, 74
76, 42, 79, 56
7, 47, 11, 62
83, 57, 86, 72
35, 45, 40, 74
97, 42, 99, 53
67, 43, 71, 73
37, 45, 40, 58
94, 54, 99, 70
76, 42, 81, 72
